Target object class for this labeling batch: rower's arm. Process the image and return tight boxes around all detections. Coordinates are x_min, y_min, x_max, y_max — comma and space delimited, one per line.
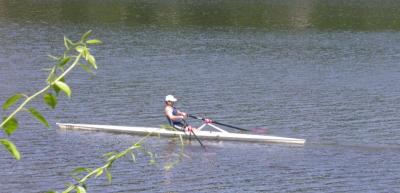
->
176, 110, 187, 117
165, 107, 185, 121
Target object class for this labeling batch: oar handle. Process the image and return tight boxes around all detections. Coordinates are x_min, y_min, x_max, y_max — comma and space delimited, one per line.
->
188, 114, 250, 132
188, 115, 203, 120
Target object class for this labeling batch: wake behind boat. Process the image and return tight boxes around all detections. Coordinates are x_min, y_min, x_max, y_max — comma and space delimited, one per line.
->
56, 122, 306, 144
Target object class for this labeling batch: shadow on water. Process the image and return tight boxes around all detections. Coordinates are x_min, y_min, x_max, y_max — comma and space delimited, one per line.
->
1, 0, 400, 31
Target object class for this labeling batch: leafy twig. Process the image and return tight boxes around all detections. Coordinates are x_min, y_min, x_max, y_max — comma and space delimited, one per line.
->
0, 30, 102, 160
60, 134, 152, 193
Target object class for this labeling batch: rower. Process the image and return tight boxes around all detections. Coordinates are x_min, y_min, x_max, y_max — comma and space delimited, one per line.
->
164, 95, 196, 132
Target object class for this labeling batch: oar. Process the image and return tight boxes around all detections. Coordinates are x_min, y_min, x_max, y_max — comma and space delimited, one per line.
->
188, 114, 267, 133
182, 119, 206, 148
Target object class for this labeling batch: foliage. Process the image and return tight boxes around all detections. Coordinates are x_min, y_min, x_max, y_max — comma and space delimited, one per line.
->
0, 30, 101, 160
55, 125, 186, 193
57, 135, 152, 193
43, 131, 185, 193
1, 31, 188, 193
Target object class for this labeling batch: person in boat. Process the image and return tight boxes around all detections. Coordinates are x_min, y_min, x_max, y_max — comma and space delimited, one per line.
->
164, 95, 196, 132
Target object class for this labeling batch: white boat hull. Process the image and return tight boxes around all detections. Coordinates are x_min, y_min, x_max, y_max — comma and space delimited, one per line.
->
56, 123, 306, 144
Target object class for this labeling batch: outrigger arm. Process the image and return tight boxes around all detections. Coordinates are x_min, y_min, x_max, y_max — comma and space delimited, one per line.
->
196, 122, 229, 133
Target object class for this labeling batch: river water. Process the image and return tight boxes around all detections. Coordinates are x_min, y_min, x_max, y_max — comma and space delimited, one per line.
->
1, 0, 400, 192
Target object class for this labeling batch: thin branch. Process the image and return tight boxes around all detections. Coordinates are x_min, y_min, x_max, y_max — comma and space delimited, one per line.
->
0, 54, 82, 129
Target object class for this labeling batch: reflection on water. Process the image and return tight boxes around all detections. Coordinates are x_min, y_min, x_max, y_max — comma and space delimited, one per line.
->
1, 0, 400, 30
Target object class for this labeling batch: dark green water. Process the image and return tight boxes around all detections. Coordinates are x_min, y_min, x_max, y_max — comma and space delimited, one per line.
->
1, 0, 400, 192
2, 0, 400, 30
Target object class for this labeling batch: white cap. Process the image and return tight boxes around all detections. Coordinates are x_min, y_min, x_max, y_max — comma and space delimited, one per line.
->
165, 95, 177, 102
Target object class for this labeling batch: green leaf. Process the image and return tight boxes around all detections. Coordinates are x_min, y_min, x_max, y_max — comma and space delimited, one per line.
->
57, 57, 70, 68
76, 186, 86, 193
114, 151, 126, 159
43, 93, 57, 109
105, 168, 112, 183
147, 151, 156, 165
28, 108, 50, 128
52, 84, 61, 95
46, 67, 56, 84
2, 117, 18, 136
64, 36, 69, 49
81, 30, 92, 42
133, 143, 141, 148
79, 63, 94, 75
86, 39, 102, 44
105, 162, 113, 170
82, 48, 89, 59
54, 80, 71, 97
48, 55, 60, 61
45, 191, 58, 193
52, 77, 66, 95
3, 93, 23, 110
82, 184, 88, 190
75, 46, 85, 53
131, 152, 136, 163
0, 139, 21, 160
164, 162, 175, 171
64, 36, 73, 50
72, 167, 92, 175
86, 54, 97, 69
64, 183, 75, 193
95, 168, 103, 178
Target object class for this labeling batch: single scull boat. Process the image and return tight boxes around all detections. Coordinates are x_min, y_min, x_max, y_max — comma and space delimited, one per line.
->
56, 122, 306, 144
